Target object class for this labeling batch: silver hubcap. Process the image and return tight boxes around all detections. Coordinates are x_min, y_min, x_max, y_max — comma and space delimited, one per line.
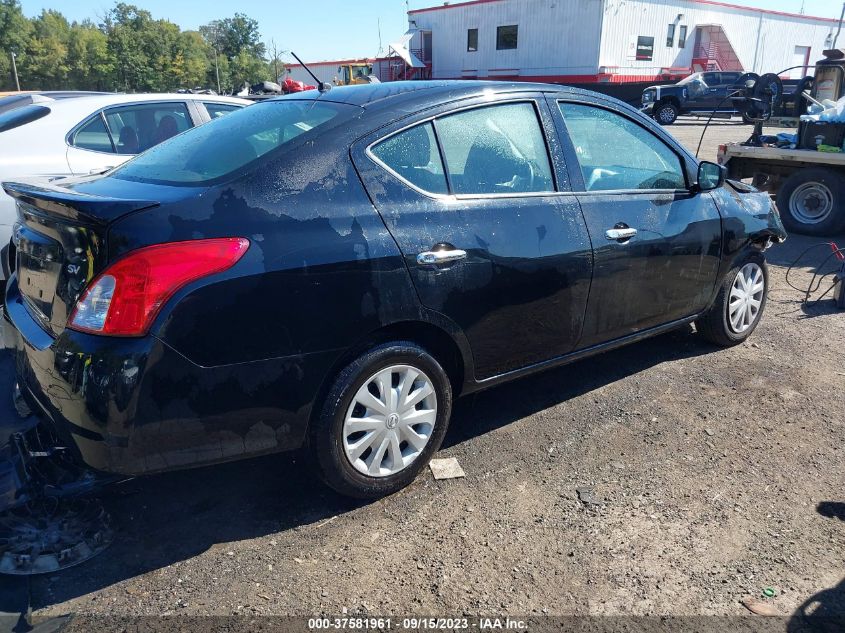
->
342, 365, 437, 477
658, 106, 675, 123
728, 263, 765, 334
789, 182, 833, 225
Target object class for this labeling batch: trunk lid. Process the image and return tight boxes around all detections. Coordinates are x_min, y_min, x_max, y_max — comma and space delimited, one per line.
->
4, 178, 159, 336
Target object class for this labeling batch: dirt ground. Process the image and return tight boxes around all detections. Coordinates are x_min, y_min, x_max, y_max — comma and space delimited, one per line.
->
0, 118, 843, 626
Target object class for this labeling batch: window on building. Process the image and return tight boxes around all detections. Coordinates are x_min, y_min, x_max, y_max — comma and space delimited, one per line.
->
666, 23, 676, 47
496, 25, 518, 50
435, 102, 554, 195
559, 103, 686, 192
467, 28, 478, 52
636, 36, 654, 61
678, 25, 688, 48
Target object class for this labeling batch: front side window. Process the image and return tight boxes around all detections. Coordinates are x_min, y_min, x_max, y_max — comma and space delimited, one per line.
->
666, 23, 676, 47
72, 115, 114, 153
112, 100, 354, 185
678, 25, 688, 48
496, 25, 518, 50
436, 102, 554, 195
203, 102, 243, 120
559, 102, 686, 192
104, 102, 192, 154
467, 28, 478, 52
370, 123, 448, 195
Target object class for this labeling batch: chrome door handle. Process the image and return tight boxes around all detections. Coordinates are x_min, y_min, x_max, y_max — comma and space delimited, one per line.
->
417, 249, 467, 265
605, 227, 637, 241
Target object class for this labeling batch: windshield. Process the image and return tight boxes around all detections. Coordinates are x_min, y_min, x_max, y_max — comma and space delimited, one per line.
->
677, 73, 705, 87
111, 99, 359, 185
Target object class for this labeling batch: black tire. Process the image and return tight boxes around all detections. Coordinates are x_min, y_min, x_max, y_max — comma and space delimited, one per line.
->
654, 102, 679, 125
777, 168, 845, 236
792, 76, 814, 118
696, 253, 768, 347
311, 341, 453, 499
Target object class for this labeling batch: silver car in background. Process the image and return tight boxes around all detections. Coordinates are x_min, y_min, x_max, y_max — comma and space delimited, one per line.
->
0, 93, 251, 277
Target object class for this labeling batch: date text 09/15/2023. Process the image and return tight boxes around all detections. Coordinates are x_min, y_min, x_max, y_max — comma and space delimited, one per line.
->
307, 617, 528, 630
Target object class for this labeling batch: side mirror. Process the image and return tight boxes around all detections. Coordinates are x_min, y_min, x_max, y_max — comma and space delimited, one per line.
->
697, 161, 726, 192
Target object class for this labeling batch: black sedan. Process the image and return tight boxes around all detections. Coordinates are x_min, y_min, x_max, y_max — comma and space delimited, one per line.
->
2, 81, 786, 500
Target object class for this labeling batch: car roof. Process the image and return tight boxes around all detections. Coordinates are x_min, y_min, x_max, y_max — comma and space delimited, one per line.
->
44, 92, 252, 111
267, 80, 603, 110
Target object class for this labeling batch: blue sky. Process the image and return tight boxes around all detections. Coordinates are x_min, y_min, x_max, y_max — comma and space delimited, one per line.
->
18, 0, 845, 62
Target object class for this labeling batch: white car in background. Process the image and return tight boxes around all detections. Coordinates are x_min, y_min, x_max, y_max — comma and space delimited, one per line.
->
0, 93, 251, 277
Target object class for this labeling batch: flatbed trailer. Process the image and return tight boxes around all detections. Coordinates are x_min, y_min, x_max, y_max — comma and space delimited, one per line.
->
718, 141, 845, 236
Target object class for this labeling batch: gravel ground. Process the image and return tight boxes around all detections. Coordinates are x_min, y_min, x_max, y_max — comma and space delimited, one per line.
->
0, 119, 843, 625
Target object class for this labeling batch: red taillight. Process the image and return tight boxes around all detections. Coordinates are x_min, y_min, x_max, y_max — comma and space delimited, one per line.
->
68, 238, 250, 337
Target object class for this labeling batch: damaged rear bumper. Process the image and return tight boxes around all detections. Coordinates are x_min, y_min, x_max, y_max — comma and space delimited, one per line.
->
3, 273, 319, 479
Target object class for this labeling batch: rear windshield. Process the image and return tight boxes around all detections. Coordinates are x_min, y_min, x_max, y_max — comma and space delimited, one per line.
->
111, 99, 358, 185
0, 104, 50, 133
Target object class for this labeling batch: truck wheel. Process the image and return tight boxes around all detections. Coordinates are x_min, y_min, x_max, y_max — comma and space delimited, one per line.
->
777, 168, 845, 236
654, 102, 678, 125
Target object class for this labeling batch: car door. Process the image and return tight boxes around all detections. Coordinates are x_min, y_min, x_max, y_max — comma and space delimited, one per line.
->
550, 97, 722, 348
352, 95, 593, 380
66, 101, 194, 175
694, 72, 726, 111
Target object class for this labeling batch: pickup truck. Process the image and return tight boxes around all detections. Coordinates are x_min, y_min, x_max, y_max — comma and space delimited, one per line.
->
642, 71, 804, 125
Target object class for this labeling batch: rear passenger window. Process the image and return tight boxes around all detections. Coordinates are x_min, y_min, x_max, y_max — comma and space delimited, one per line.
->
72, 115, 114, 153
370, 123, 448, 195
435, 102, 554, 195
559, 103, 686, 192
104, 102, 192, 154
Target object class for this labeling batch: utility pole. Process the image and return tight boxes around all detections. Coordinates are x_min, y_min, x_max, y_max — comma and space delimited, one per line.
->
834, 2, 845, 49
10, 52, 20, 91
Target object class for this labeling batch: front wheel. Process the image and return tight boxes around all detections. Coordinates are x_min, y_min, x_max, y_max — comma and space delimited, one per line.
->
311, 342, 453, 499
777, 168, 845, 236
696, 255, 768, 347
654, 102, 679, 125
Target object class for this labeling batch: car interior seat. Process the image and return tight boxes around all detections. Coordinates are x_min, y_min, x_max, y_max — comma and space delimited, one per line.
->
154, 115, 180, 145
117, 126, 139, 154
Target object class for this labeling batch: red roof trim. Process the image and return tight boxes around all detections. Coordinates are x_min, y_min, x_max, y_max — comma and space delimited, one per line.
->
692, 0, 840, 23
409, 0, 503, 16
409, 0, 840, 23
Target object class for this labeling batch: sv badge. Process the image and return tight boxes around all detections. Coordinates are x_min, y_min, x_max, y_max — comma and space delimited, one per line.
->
66, 264, 81, 275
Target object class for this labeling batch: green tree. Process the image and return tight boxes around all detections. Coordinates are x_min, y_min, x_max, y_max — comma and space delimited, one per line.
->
21, 9, 71, 89
67, 20, 114, 90
0, 0, 32, 89
201, 13, 268, 91
103, 3, 156, 90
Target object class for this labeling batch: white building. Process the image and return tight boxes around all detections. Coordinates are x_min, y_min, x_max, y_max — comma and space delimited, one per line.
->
404, 0, 841, 87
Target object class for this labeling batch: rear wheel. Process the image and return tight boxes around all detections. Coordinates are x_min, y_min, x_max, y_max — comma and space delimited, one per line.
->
311, 342, 452, 499
696, 255, 768, 347
654, 102, 679, 125
777, 168, 845, 236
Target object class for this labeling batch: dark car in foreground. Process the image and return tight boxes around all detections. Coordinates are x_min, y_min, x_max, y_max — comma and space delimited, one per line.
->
3, 81, 786, 500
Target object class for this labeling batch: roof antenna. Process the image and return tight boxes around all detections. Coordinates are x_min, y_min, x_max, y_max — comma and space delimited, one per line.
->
291, 51, 332, 92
